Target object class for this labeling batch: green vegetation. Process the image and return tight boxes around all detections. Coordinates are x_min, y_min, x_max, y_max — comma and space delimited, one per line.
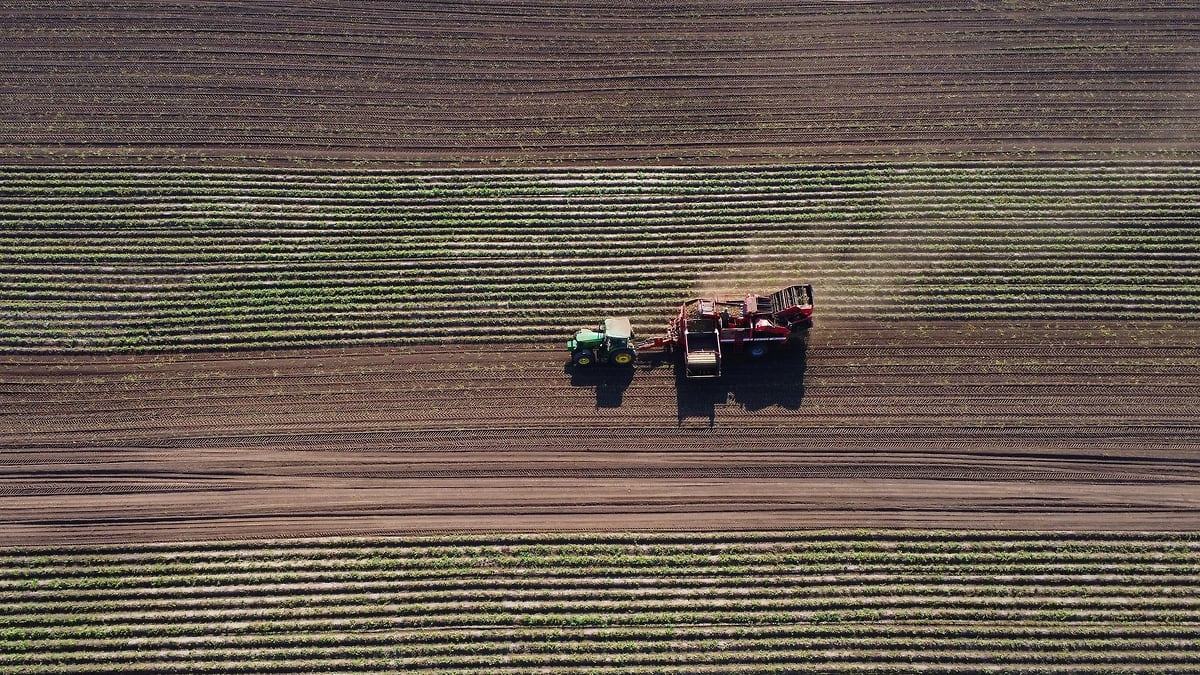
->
1, 162, 1198, 351
1, 531, 1197, 673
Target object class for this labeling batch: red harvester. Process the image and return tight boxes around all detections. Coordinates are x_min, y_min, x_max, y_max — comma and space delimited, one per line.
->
638, 284, 814, 379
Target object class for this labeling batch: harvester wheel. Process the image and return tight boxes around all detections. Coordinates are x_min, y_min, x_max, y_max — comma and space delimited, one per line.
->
572, 349, 595, 366
747, 343, 769, 358
610, 348, 635, 366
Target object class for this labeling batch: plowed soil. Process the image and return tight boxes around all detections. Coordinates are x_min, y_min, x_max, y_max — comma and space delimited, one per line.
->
4, 322, 1198, 544
2, 1, 1197, 165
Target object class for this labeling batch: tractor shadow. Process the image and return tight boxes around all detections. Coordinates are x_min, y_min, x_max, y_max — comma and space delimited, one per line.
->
565, 363, 635, 408
674, 336, 809, 426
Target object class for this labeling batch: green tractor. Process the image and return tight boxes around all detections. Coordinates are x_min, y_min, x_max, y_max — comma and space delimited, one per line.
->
568, 317, 637, 367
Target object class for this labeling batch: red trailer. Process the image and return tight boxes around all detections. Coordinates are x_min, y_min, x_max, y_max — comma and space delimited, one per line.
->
639, 284, 814, 378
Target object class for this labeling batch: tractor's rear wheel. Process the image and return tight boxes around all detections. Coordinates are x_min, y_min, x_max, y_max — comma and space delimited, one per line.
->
610, 348, 635, 366
572, 349, 596, 366
747, 343, 769, 358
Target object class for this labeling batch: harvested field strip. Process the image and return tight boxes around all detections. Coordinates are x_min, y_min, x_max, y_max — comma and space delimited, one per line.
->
1, 532, 1198, 673
1, 323, 1196, 539
2, 323, 1197, 456
2, 163, 1199, 351
2, 1, 1197, 164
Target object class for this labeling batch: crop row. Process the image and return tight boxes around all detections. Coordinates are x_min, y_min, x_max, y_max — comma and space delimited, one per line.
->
1, 531, 1196, 673
2, 162, 1199, 351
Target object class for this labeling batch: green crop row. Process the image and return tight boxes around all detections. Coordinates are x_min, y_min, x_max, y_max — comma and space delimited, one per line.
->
1, 531, 1197, 673
2, 163, 1200, 351
1, 165, 1194, 191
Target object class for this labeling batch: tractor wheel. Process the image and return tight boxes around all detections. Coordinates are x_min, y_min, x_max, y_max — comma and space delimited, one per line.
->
572, 349, 595, 366
610, 348, 635, 366
747, 343, 769, 358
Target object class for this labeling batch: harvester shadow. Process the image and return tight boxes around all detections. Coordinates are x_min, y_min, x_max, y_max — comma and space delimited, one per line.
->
675, 337, 809, 426
565, 363, 635, 408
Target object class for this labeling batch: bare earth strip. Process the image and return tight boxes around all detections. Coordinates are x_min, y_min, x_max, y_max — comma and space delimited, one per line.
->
3, 321, 1197, 544
1, 0, 1197, 165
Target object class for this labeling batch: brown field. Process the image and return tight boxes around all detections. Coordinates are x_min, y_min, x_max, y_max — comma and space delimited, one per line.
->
1, 0, 1197, 166
4, 322, 1198, 545
0, 0, 1198, 542
1, 1, 1199, 543
3, 3, 1200, 671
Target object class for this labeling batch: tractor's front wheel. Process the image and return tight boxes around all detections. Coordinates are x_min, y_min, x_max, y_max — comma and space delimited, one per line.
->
572, 349, 596, 366
610, 348, 635, 366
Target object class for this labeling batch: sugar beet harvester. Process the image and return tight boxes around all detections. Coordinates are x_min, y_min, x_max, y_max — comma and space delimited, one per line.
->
567, 284, 814, 379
